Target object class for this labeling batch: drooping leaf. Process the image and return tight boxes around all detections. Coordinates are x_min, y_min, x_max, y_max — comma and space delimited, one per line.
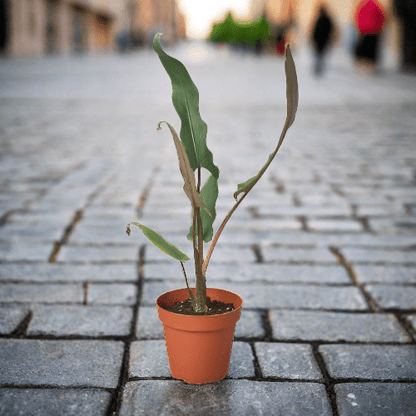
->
234, 44, 298, 200
153, 34, 219, 180
187, 174, 219, 242
126, 222, 190, 262
157, 121, 211, 217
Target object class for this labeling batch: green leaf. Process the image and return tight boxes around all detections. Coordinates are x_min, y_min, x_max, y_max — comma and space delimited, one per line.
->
153, 34, 219, 180
234, 45, 298, 200
126, 222, 190, 262
187, 174, 218, 242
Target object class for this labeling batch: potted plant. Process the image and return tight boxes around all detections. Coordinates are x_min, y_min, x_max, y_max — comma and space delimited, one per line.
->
126, 34, 298, 384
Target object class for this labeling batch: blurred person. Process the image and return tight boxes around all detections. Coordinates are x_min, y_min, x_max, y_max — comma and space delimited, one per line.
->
354, 0, 386, 73
310, 3, 337, 75
394, 0, 416, 72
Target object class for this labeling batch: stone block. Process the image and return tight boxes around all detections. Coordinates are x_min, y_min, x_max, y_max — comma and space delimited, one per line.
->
69, 225, 136, 245
354, 265, 416, 284
366, 285, 416, 310
341, 248, 416, 264
144, 263, 352, 284
0, 339, 124, 388
227, 218, 302, 232
141, 282, 369, 310
0, 242, 53, 262
234, 309, 265, 338
57, 246, 138, 263
28, 305, 133, 336
0, 263, 138, 283
136, 306, 163, 339
262, 247, 338, 264
308, 219, 363, 233
255, 342, 323, 381
0, 223, 65, 242
0, 306, 29, 334
335, 383, 416, 416
319, 344, 416, 380
0, 388, 111, 416
119, 380, 332, 415
0, 283, 83, 303
269, 310, 411, 342
87, 283, 138, 305
129, 340, 170, 378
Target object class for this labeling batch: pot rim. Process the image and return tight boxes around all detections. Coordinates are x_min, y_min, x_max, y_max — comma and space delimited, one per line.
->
156, 287, 243, 317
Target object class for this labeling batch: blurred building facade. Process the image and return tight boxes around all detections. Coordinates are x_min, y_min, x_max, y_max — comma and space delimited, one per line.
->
250, 0, 401, 60
0, 0, 185, 56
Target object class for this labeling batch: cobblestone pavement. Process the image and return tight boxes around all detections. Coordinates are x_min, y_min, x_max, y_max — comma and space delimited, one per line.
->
0, 42, 416, 415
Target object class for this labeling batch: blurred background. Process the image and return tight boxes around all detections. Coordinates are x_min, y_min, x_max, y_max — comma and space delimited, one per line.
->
0, 0, 415, 72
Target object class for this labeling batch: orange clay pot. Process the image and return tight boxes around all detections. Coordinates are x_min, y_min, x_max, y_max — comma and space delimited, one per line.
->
156, 287, 243, 384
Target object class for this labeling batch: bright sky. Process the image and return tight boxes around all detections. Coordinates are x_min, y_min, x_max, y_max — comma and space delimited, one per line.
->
178, 0, 252, 39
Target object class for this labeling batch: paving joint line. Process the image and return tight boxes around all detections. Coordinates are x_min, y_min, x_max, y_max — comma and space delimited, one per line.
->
311, 344, 339, 416
48, 209, 84, 263
329, 246, 378, 312
107, 245, 145, 416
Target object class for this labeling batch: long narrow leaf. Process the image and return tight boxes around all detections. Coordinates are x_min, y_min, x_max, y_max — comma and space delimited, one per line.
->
234, 45, 298, 200
153, 34, 219, 180
126, 222, 190, 262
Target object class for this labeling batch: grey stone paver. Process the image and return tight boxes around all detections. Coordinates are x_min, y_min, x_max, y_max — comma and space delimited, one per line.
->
261, 247, 338, 263
28, 305, 133, 336
0, 388, 111, 416
144, 263, 352, 284
255, 342, 323, 381
335, 383, 416, 416
0, 339, 124, 388
1, 43, 416, 414
366, 285, 416, 310
354, 265, 416, 284
119, 380, 332, 415
340, 248, 416, 264
269, 310, 411, 342
319, 345, 416, 380
308, 219, 363, 233
57, 246, 138, 263
0, 263, 138, 282
87, 283, 138, 305
0, 242, 53, 262
0, 306, 29, 334
0, 283, 83, 304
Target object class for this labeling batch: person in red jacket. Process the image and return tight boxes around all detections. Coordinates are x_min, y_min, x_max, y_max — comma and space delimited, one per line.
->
354, 0, 386, 72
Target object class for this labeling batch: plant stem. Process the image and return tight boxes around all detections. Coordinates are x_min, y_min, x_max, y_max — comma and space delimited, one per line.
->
202, 192, 248, 276
190, 166, 206, 312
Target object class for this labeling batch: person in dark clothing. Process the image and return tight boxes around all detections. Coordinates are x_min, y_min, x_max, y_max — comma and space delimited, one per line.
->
311, 5, 335, 75
394, 0, 416, 72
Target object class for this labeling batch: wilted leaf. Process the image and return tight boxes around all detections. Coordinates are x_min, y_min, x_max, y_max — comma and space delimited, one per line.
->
126, 222, 190, 262
234, 44, 298, 200
158, 121, 210, 215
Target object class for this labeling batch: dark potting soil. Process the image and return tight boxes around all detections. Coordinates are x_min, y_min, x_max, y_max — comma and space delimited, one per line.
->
164, 296, 234, 316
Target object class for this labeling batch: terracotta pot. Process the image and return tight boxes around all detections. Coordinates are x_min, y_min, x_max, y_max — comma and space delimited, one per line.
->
156, 287, 243, 384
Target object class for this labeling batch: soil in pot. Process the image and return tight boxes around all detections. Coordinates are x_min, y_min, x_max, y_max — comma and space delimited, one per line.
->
164, 296, 234, 315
